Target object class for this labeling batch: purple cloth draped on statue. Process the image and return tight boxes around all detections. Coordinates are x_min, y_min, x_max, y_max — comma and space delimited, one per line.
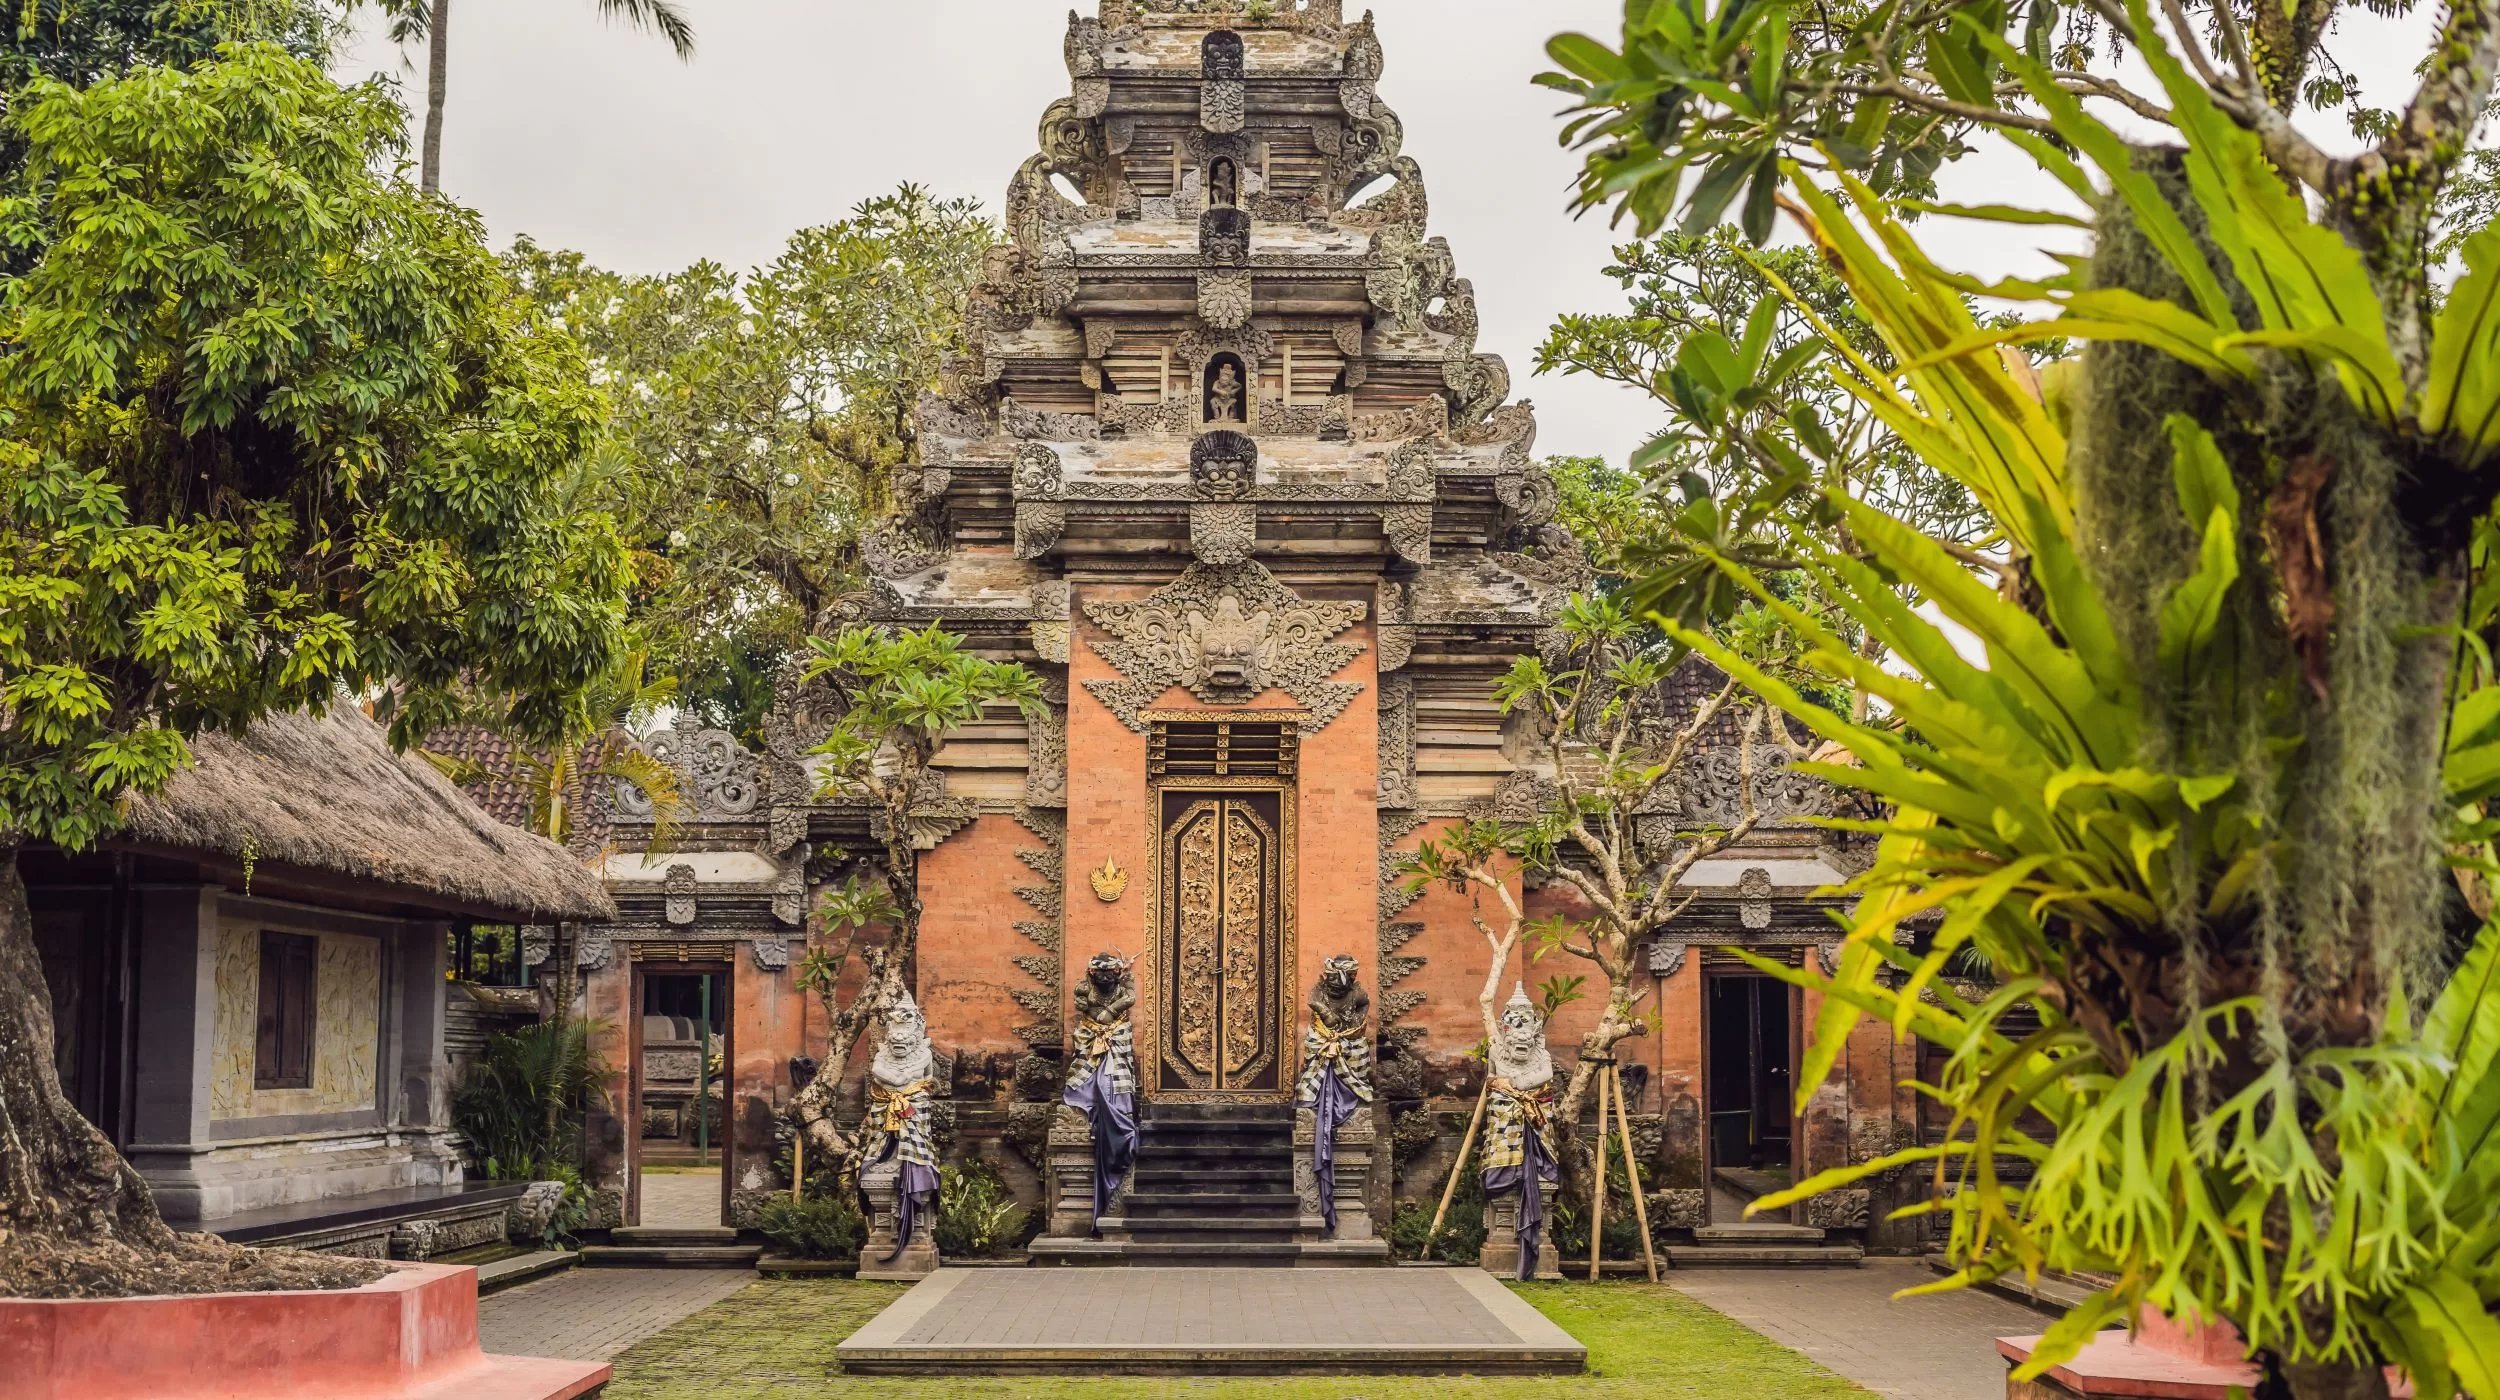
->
1310, 1063, 1359, 1232
1480, 1128, 1560, 1280
1064, 1065, 1137, 1225
864, 1139, 940, 1262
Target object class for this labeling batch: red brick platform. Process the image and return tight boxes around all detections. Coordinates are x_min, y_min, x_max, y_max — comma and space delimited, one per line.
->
1, 1261, 610, 1399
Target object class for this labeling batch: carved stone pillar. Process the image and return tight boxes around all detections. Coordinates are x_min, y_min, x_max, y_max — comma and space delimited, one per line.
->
1292, 1105, 1378, 1242
1043, 1104, 1124, 1240
856, 1158, 939, 1281
1479, 1191, 1563, 1280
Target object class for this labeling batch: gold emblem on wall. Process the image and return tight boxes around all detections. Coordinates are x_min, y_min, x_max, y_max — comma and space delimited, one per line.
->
1089, 857, 1129, 903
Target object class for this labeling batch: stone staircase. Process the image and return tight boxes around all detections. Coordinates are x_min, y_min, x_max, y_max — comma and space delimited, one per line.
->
1030, 1101, 1386, 1266
579, 1225, 760, 1269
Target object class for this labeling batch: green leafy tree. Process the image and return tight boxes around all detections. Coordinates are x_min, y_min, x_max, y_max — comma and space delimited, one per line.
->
364, 0, 691, 192
504, 187, 996, 734
0, 45, 627, 1285
787, 624, 1040, 1166
1409, 593, 1819, 1154
1546, 0, 2500, 1393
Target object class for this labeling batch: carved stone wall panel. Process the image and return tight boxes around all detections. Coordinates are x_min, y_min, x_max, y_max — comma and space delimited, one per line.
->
1189, 503, 1258, 566
1198, 270, 1253, 330
1015, 502, 1067, 560
1026, 700, 1069, 808
1014, 443, 1063, 499
1381, 504, 1433, 564
1376, 673, 1416, 810
1200, 78, 1246, 133
1080, 561, 1368, 733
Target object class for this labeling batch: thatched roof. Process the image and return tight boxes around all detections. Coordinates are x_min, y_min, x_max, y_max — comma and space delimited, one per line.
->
119, 708, 614, 923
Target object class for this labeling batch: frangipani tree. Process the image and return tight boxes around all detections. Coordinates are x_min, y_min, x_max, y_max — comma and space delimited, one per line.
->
788, 624, 1041, 1166
1545, 0, 2500, 1394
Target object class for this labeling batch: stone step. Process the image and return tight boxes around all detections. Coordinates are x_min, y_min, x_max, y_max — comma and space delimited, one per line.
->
1027, 1238, 1392, 1267
579, 1244, 762, 1269
1694, 1221, 1827, 1245
1121, 1191, 1303, 1213
1665, 1243, 1865, 1267
611, 1225, 738, 1246
1130, 1165, 1290, 1185
1136, 1143, 1291, 1162
1103, 1214, 1306, 1237
472, 1250, 578, 1294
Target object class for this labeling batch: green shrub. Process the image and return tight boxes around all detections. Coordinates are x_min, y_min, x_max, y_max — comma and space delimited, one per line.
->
932, 1159, 1034, 1257
452, 1019, 611, 1181
753, 1192, 864, 1260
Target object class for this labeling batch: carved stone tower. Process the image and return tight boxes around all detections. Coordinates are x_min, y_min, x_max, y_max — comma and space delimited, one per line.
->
865, 0, 1576, 1260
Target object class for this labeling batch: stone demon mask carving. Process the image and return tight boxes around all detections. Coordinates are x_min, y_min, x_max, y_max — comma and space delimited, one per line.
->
1080, 561, 1368, 732
1490, 981, 1554, 1092
1192, 429, 1257, 501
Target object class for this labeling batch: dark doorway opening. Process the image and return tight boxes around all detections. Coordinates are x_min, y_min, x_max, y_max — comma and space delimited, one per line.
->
1705, 972, 1795, 1219
629, 962, 733, 1228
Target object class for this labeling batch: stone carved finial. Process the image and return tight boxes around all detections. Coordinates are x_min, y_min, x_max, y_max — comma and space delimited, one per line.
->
1080, 561, 1367, 732
1191, 429, 1258, 500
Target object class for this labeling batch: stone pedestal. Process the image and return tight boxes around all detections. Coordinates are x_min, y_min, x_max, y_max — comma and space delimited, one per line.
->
856, 1159, 939, 1281
1293, 1105, 1378, 1241
1042, 1103, 1124, 1241
1479, 1191, 1562, 1280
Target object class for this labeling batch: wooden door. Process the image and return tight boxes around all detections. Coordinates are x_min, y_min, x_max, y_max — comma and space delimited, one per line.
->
1151, 789, 1290, 1098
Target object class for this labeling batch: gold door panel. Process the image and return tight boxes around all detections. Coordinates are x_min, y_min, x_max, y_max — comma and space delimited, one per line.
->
1147, 786, 1294, 1099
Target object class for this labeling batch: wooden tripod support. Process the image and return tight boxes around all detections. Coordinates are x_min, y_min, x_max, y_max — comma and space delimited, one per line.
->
1587, 1061, 1659, 1283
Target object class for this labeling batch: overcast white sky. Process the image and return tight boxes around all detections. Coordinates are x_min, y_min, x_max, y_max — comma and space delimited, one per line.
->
333, 1, 2439, 467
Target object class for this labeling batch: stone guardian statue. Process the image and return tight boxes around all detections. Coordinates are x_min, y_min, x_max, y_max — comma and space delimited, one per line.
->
856, 984, 940, 1279
1294, 955, 1374, 1234
1064, 950, 1140, 1230
1482, 981, 1561, 1280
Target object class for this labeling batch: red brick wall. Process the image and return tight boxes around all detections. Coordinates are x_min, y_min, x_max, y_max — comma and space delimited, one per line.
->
917, 812, 1054, 1057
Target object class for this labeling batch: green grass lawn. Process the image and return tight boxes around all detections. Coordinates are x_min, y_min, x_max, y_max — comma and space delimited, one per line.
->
600, 1277, 1878, 1399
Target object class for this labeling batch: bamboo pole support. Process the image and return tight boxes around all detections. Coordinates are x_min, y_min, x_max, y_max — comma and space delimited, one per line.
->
1613, 1064, 1658, 1282
1589, 1065, 1610, 1283
792, 1124, 805, 1202
1429, 1075, 1494, 1240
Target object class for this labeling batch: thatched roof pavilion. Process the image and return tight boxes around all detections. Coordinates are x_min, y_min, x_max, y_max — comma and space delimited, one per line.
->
113, 707, 613, 925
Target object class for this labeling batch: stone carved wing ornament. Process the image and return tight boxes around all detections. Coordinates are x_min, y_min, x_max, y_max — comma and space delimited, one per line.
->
1081, 562, 1367, 733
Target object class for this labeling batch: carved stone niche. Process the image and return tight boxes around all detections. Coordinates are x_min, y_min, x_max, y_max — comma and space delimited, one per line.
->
1192, 429, 1258, 501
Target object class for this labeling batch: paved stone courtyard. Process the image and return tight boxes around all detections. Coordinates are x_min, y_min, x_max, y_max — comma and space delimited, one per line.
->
1669, 1259, 2048, 1400
480, 1268, 756, 1360
480, 1257, 2043, 1396
636, 1168, 723, 1229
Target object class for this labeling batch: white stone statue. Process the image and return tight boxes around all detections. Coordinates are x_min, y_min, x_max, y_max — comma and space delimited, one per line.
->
1481, 981, 1561, 1280
857, 984, 940, 1280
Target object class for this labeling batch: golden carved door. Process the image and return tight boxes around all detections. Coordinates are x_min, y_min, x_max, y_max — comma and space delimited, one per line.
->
1152, 788, 1289, 1097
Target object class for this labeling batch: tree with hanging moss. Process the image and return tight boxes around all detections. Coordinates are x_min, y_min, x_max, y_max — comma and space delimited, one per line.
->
1544, 0, 2500, 1394
0, 44, 629, 1298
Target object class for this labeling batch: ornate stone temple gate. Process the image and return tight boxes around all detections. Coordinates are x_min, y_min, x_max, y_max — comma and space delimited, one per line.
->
568, 0, 1947, 1274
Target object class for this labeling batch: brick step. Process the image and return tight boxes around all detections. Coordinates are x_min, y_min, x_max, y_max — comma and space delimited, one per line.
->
610, 1226, 738, 1246
1664, 1243, 1865, 1267
579, 1244, 762, 1269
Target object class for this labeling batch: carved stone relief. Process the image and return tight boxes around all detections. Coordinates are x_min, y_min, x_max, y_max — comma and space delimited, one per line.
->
1010, 806, 1066, 1046
1014, 442, 1063, 499
663, 865, 698, 927
1201, 79, 1246, 133
1199, 270, 1253, 330
1739, 867, 1776, 930
1015, 502, 1067, 560
1648, 941, 1689, 978
1026, 700, 1069, 808
1381, 504, 1433, 564
1190, 503, 1259, 566
618, 714, 762, 821
1081, 561, 1368, 733
1376, 673, 1417, 810
752, 938, 791, 973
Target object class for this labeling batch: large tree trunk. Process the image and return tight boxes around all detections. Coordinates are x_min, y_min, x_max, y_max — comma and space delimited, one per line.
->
0, 846, 172, 1257
420, 0, 450, 192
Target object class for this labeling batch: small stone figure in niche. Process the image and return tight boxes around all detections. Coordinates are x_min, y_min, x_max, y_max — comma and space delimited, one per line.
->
1482, 981, 1560, 1280
1210, 157, 1239, 209
860, 985, 940, 1260
1064, 951, 1139, 1231
1208, 360, 1244, 423
1293, 955, 1374, 1233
